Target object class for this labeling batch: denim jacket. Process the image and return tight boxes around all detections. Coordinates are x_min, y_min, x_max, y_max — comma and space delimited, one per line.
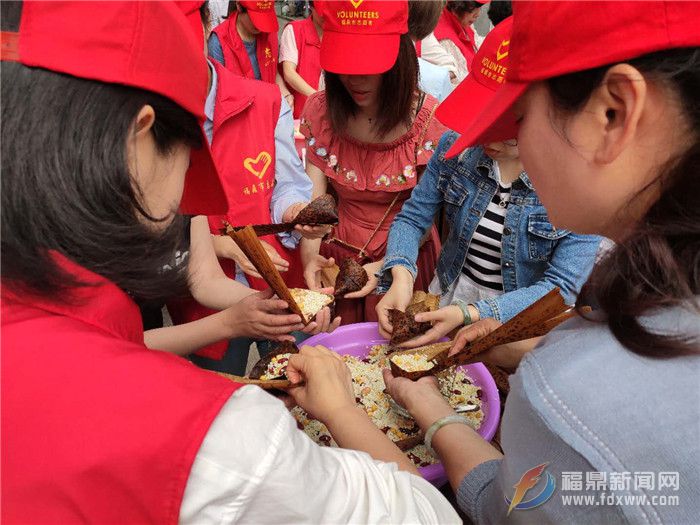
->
378, 131, 602, 321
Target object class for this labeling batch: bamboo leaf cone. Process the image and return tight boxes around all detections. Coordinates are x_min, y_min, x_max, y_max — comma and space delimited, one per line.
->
226, 226, 309, 324
390, 288, 576, 380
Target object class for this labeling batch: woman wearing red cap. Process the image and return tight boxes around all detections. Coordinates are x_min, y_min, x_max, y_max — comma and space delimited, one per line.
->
375, 18, 602, 350
299, 0, 447, 324
434, 0, 484, 83
1, 2, 459, 523
208, 0, 294, 106
280, 0, 324, 119
377, 1, 699, 522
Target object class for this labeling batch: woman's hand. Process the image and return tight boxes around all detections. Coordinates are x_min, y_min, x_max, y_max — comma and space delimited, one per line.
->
397, 305, 465, 348
303, 254, 336, 290
294, 223, 333, 240
382, 369, 455, 430
213, 235, 289, 277
299, 287, 342, 335
286, 345, 356, 423
343, 260, 383, 299
222, 289, 306, 341
283, 202, 331, 240
375, 266, 414, 338
451, 318, 539, 370
283, 92, 295, 112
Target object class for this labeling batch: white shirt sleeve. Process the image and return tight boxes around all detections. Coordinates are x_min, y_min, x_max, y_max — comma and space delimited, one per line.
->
180, 385, 461, 524
438, 39, 469, 83
279, 25, 299, 65
419, 33, 458, 77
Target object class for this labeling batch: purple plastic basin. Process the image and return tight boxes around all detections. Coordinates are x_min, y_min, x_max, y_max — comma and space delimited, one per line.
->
303, 322, 500, 487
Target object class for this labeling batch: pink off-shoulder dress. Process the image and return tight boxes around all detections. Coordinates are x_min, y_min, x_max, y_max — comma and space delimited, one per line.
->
300, 92, 447, 324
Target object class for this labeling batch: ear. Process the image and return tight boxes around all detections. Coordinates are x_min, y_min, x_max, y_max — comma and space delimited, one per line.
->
134, 105, 156, 139
588, 64, 647, 164
126, 105, 156, 185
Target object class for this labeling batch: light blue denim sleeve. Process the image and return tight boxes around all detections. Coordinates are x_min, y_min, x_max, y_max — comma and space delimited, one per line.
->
456, 361, 628, 524
207, 33, 225, 67
376, 132, 449, 293
473, 233, 602, 321
271, 97, 312, 249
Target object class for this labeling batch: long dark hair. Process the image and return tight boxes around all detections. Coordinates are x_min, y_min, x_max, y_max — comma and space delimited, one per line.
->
324, 34, 419, 139
547, 47, 700, 357
1, 2, 202, 305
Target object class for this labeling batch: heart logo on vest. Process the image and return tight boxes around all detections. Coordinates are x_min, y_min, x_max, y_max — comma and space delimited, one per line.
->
350, 0, 364, 9
243, 151, 272, 180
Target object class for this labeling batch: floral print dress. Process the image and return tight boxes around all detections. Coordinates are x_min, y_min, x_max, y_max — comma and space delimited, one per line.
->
300, 91, 447, 324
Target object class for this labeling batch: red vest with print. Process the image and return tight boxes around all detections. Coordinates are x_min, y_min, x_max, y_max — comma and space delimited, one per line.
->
213, 12, 278, 83
286, 17, 321, 119
168, 62, 305, 360
434, 9, 476, 70
1, 256, 241, 524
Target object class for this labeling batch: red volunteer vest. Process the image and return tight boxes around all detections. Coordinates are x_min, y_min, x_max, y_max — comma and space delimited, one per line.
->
286, 17, 321, 119
213, 12, 279, 84
434, 9, 476, 71
1, 255, 241, 524
416, 39, 422, 57
168, 62, 305, 360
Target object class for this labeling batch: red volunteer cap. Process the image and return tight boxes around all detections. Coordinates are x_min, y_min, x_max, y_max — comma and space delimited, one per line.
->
443, 1, 700, 157
177, 1, 207, 48
437, 16, 514, 157
239, 0, 279, 33
316, 0, 408, 74
0, 0, 226, 216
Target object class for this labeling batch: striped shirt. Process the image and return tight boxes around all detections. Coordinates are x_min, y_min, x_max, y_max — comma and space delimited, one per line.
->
462, 164, 511, 292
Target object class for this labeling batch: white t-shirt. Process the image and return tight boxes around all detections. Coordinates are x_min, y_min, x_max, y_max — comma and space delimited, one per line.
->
279, 24, 325, 90
207, 0, 228, 28
180, 385, 461, 524
419, 32, 458, 77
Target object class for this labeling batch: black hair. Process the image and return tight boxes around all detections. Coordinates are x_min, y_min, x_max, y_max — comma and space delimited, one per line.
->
408, 0, 444, 41
1, 2, 203, 306
547, 47, 700, 357
200, 1, 212, 34
446, 0, 481, 17
324, 34, 419, 139
487, 1, 511, 26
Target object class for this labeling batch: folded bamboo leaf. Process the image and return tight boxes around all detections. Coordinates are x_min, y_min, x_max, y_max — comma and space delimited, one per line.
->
390, 288, 571, 380
389, 291, 441, 345
334, 258, 369, 296
227, 226, 309, 323
227, 194, 339, 236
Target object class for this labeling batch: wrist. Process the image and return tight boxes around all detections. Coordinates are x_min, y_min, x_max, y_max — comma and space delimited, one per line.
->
391, 265, 414, 284
403, 388, 454, 431
219, 306, 244, 339
322, 404, 365, 430
452, 300, 480, 325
